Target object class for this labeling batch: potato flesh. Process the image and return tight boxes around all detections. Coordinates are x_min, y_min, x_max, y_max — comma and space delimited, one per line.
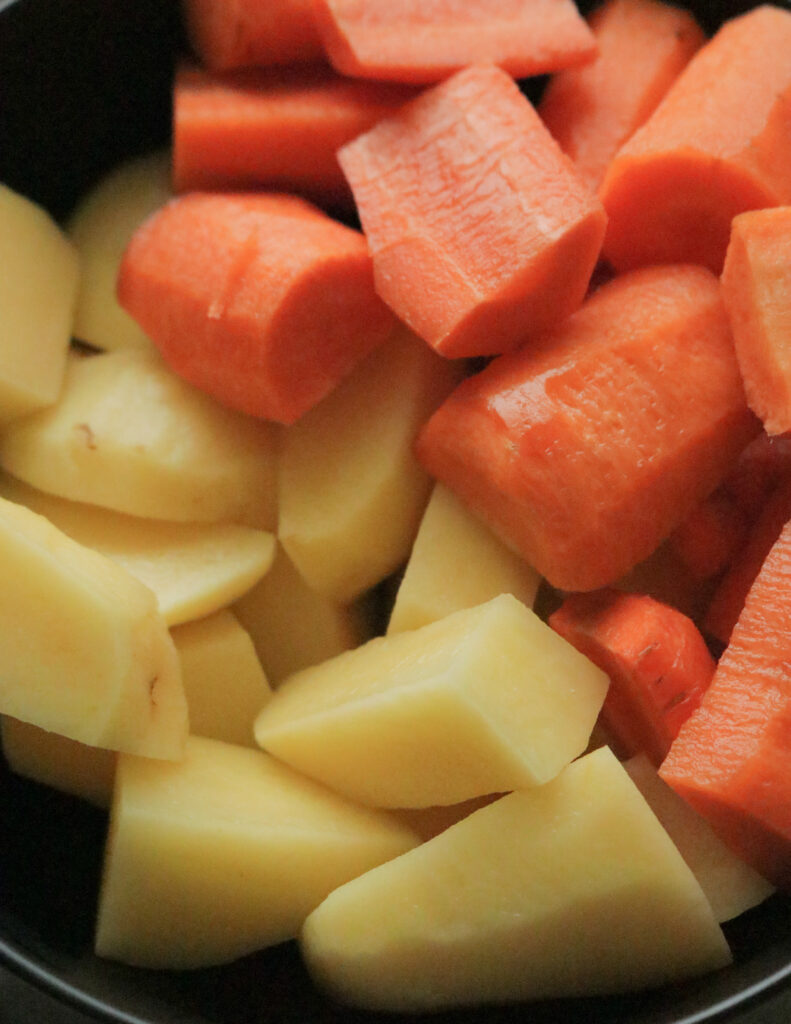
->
0, 183, 78, 421
301, 747, 731, 1012
255, 593, 609, 807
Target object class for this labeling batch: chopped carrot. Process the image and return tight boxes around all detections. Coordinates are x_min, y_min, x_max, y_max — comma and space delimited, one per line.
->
703, 476, 791, 646
550, 589, 715, 766
182, 0, 323, 70
722, 432, 791, 521
539, 0, 704, 193
721, 207, 791, 436
667, 489, 748, 583
660, 516, 791, 889
600, 4, 791, 274
339, 63, 607, 359
117, 192, 395, 425
415, 264, 759, 593
312, 0, 597, 85
173, 63, 416, 208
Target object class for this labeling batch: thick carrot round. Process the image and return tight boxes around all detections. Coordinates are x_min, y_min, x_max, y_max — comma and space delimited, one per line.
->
339, 63, 607, 359
117, 192, 396, 425
600, 4, 791, 274
416, 264, 759, 592
539, 0, 704, 193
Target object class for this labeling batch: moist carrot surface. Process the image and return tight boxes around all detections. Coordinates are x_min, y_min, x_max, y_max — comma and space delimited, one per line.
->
721, 207, 791, 437
173, 64, 416, 207
550, 589, 715, 766
539, 0, 705, 193
416, 264, 759, 593
339, 63, 607, 359
660, 517, 791, 889
599, 3, 791, 274
312, 0, 597, 84
117, 192, 395, 424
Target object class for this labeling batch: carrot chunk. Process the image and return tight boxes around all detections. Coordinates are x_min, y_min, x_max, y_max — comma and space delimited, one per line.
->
550, 590, 715, 766
722, 432, 791, 521
182, 0, 323, 70
539, 0, 704, 193
660, 516, 791, 889
312, 0, 596, 85
416, 264, 759, 592
339, 64, 607, 359
721, 207, 791, 436
600, 4, 791, 274
667, 489, 747, 583
173, 64, 416, 208
118, 192, 395, 424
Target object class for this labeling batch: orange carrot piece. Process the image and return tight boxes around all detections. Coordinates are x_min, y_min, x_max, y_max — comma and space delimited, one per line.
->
118, 192, 395, 424
667, 489, 748, 583
600, 5, 791, 274
721, 207, 791, 436
704, 477, 791, 646
339, 64, 607, 359
312, 0, 596, 85
182, 0, 323, 70
173, 63, 416, 208
660, 516, 791, 889
416, 264, 759, 593
722, 432, 791, 521
539, 0, 704, 193
550, 589, 715, 766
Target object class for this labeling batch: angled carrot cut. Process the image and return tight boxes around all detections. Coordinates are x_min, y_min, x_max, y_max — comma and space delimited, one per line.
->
600, 4, 791, 273
550, 589, 715, 766
339, 64, 607, 359
416, 265, 759, 592
539, 0, 704, 193
312, 0, 596, 85
118, 192, 395, 425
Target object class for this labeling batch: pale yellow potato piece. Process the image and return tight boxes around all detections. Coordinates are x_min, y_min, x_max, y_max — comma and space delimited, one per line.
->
0, 474, 275, 627
95, 735, 420, 969
234, 543, 368, 685
171, 611, 271, 748
0, 350, 277, 528
0, 496, 187, 759
0, 183, 78, 421
388, 483, 540, 634
67, 150, 170, 352
255, 594, 608, 808
301, 747, 731, 1012
277, 327, 463, 603
624, 754, 775, 923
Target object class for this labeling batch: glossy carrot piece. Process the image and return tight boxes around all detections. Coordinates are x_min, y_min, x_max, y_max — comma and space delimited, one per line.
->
182, 0, 323, 70
661, 516, 791, 889
416, 264, 759, 592
539, 0, 704, 193
339, 64, 607, 359
721, 207, 791, 436
600, 4, 791, 274
312, 0, 596, 84
118, 192, 395, 424
550, 589, 715, 766
668, 489, 747, 583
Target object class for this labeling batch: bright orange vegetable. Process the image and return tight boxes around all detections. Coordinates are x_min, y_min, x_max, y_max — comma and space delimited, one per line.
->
600, 4, 791, 274
339, 63, 607, 359
416, 264, 759, 592
539, 0, 704, 193
118, 192, 395, 425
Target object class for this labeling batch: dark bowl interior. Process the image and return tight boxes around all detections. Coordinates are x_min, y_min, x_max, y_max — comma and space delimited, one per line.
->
1, 0, 791, 1021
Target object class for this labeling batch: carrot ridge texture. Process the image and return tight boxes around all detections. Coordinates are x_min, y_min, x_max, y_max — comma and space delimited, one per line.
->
661, 517, 791, 890
173, 63, 416, 207
599, 4, 791, 274
312, 0, 597, 84
118, 192, 395, 425
339, 63, 607, 360
539, 0, 705, 193
416, 264, 759, 593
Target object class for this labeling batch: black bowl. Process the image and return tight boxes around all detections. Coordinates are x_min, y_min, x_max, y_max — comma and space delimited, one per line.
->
1, 0, 791, 1021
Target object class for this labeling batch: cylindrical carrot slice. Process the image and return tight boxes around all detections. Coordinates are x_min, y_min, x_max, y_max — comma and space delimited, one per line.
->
600, 4, 791, 273
118, 192, 395, 424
